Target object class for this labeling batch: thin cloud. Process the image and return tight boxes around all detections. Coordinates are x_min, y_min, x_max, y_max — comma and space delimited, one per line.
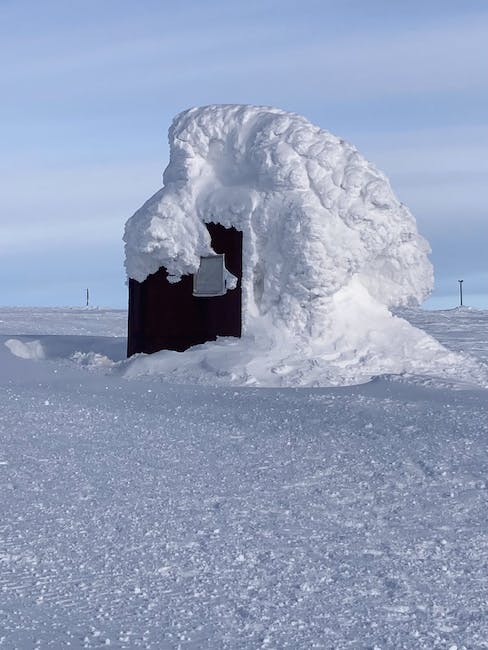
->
2, 9, 487, 104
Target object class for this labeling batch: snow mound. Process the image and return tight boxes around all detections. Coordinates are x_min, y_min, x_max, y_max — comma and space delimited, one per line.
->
71, 351, 115, 368
120, 282, 488, 388
122, 104, 485, 387
5, 338, 45, 360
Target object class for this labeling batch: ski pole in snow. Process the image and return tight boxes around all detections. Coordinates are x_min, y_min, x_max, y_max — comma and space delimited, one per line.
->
86, 288, 90, 308
458, 279, 463, 307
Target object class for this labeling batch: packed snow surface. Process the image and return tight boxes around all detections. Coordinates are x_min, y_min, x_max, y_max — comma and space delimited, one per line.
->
2, 306, 488, 648
123, 105, 455, 386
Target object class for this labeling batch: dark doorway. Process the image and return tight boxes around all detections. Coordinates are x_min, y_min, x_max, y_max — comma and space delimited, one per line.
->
127, 223, 242, 356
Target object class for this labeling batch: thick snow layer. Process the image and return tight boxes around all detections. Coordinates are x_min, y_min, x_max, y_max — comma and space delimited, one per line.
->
124, 105, 432, 315
2, 307, 488, 648
121, 280, 488, 388
123, 105, 441, 384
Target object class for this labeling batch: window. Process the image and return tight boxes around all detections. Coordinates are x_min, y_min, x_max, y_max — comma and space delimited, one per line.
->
193, 254, 227, 297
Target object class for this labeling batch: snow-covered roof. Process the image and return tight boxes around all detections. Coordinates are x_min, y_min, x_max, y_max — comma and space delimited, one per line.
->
125, 105, 431, 330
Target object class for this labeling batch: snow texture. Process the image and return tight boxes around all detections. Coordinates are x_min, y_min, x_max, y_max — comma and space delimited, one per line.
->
2, 307, 488, 648
124, 104, 433, 317
121, 105, 478, 387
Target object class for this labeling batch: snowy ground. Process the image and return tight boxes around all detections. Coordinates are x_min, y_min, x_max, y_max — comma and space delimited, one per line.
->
1, 307, 488, 649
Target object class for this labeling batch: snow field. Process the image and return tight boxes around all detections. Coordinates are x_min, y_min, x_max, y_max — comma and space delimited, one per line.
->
1, 307, 488, 648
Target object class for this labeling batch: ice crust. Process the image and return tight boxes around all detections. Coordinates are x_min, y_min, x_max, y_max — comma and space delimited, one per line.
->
123, 105, 467, 387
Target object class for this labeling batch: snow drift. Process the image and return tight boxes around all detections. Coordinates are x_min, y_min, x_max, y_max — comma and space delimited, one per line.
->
123, 105, 486, 387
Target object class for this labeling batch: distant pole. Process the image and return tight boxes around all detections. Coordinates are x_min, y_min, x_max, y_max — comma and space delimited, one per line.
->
458, 279, 463, 307
86, 288, 89, 308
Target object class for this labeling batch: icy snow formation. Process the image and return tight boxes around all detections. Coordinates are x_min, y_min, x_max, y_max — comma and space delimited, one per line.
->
123, 105, 486, 387
125, 105, 432, 328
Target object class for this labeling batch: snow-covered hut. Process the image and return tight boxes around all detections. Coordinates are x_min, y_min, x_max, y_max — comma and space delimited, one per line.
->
124, 104, 433, 369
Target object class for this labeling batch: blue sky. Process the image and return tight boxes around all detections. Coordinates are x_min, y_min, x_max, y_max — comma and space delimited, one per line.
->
1, 0, 487, 309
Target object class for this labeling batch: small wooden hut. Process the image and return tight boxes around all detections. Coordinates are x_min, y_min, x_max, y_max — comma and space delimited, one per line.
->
127, 222, 242, 356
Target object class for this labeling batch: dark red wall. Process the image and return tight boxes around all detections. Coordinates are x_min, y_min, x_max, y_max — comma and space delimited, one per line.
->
127, 223, 242, 356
